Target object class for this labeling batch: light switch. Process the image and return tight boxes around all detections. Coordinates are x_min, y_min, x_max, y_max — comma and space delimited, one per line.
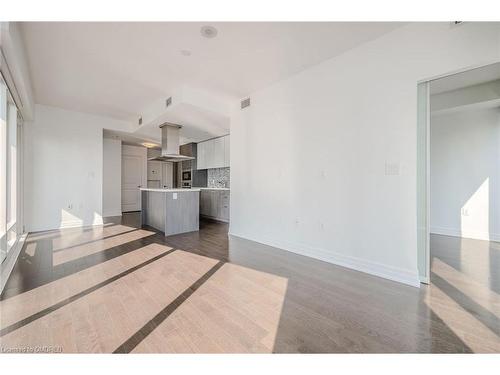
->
173, 193, 178, 200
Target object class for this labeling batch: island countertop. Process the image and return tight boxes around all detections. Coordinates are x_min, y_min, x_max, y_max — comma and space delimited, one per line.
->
197, 187, 230, 191
140, 188, 201, 192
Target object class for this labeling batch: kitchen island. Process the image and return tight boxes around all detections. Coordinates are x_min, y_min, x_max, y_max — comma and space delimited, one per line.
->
140, 188, 200, 236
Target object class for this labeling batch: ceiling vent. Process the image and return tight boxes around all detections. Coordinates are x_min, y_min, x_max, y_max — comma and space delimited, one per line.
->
138, 116, 142, 125
241, 97, 250, 109
166, 97, 172, 107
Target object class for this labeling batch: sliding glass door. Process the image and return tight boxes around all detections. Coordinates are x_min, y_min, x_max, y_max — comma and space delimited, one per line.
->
0, 75, 22, 265
0, 79, 6, 263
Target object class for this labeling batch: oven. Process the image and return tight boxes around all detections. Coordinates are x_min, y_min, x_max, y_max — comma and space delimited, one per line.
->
182, 170, 191, 181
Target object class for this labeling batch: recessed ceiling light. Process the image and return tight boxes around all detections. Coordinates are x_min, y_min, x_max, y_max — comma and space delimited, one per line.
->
200, 25, 218, 39
180, 49, 192, 56
142, 142, 158, 149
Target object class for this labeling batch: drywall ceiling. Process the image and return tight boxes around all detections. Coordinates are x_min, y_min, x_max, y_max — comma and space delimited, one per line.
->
103, 129, 161, 149
135, 102, 230, 144
430, 62, 500, 94
21, 22, 404, 123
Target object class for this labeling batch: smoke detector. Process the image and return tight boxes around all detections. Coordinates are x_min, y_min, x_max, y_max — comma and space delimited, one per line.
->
200, 25, 218, 39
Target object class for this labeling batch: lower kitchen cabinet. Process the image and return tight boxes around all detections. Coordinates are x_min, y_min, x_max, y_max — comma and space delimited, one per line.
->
200, 189, 229, 222
219, 191, 229, 221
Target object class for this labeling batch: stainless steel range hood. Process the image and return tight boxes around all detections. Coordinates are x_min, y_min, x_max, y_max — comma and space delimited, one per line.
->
148, 123, 195, 162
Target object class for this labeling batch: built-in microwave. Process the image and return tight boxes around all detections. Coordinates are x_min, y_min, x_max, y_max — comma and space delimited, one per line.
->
182, 171, 191, 181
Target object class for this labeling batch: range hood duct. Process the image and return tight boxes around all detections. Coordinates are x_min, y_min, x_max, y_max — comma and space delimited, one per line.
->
148, 123, 195, 162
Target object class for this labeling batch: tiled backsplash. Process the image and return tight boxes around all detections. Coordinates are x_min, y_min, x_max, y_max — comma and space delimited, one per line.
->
207, 167, 230, 188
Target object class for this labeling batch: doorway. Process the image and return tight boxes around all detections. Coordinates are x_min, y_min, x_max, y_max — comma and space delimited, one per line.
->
417, 62, 500, 285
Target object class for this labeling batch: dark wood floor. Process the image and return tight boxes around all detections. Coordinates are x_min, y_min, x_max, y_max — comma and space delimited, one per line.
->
1, 213, 499, 353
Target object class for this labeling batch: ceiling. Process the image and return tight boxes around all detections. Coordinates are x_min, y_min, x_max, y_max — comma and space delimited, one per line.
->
135, 102, 230, 144
103, 129, 160, 149
430, 62, 500, 94
21, 22, 404, 124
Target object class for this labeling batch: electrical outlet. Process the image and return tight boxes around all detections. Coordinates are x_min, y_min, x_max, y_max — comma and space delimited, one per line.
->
461, 208, 469, 216
385, 162, 400, 176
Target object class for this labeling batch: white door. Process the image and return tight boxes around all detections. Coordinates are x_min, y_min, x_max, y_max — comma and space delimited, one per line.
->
162, 162, 173, 188
122, 154, 145, 212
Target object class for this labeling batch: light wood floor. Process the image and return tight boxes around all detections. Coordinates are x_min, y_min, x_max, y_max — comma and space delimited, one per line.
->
1, 214, 499, 353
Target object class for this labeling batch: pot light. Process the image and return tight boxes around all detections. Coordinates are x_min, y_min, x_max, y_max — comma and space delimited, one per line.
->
142, 142, 158, 149
200, 25, 218, 39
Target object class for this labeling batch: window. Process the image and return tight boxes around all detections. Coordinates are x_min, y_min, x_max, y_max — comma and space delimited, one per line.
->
6, 98, 17, 251
0, 75, 22, 264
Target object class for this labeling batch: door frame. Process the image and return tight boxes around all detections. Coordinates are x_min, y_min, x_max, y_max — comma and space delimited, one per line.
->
416, 60, 500, 285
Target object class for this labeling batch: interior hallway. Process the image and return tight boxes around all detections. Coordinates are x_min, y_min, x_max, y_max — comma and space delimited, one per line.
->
0, 214, 499, 353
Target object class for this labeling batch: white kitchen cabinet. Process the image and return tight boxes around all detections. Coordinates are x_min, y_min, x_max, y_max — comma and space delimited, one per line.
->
213, 136, 225, 168
223, 135, 230, 167
197, 135, 230, 170
197, 141, 206, 170
205, 139, 215, 168
197, 139, 214, 170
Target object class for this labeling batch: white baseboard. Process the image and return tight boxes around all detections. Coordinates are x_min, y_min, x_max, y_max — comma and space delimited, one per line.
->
431, 226, 500, 242
59, 218, 104, 229
102, 210, 122, 218
28, 219, 105, 233
1, 233, 28, 294
228, 231, 420, 288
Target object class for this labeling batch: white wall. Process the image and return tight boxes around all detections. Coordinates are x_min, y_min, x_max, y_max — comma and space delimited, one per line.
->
24, 104, 131, 232
430, 108, 500, 241
103, 138, 122, 217
230, 22, 500, 287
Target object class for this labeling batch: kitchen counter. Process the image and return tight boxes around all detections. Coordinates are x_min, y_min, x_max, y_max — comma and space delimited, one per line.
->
197, 187, 230, 191
140, 188, 201, 192
141, 188, 199, 236
199, 188, 230, 223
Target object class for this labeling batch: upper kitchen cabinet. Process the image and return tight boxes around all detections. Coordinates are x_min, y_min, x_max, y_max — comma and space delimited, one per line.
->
197, 135, 230, 170
224, 135, 230, 167
197, 140, 207, 169
213, 136, 225, 168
